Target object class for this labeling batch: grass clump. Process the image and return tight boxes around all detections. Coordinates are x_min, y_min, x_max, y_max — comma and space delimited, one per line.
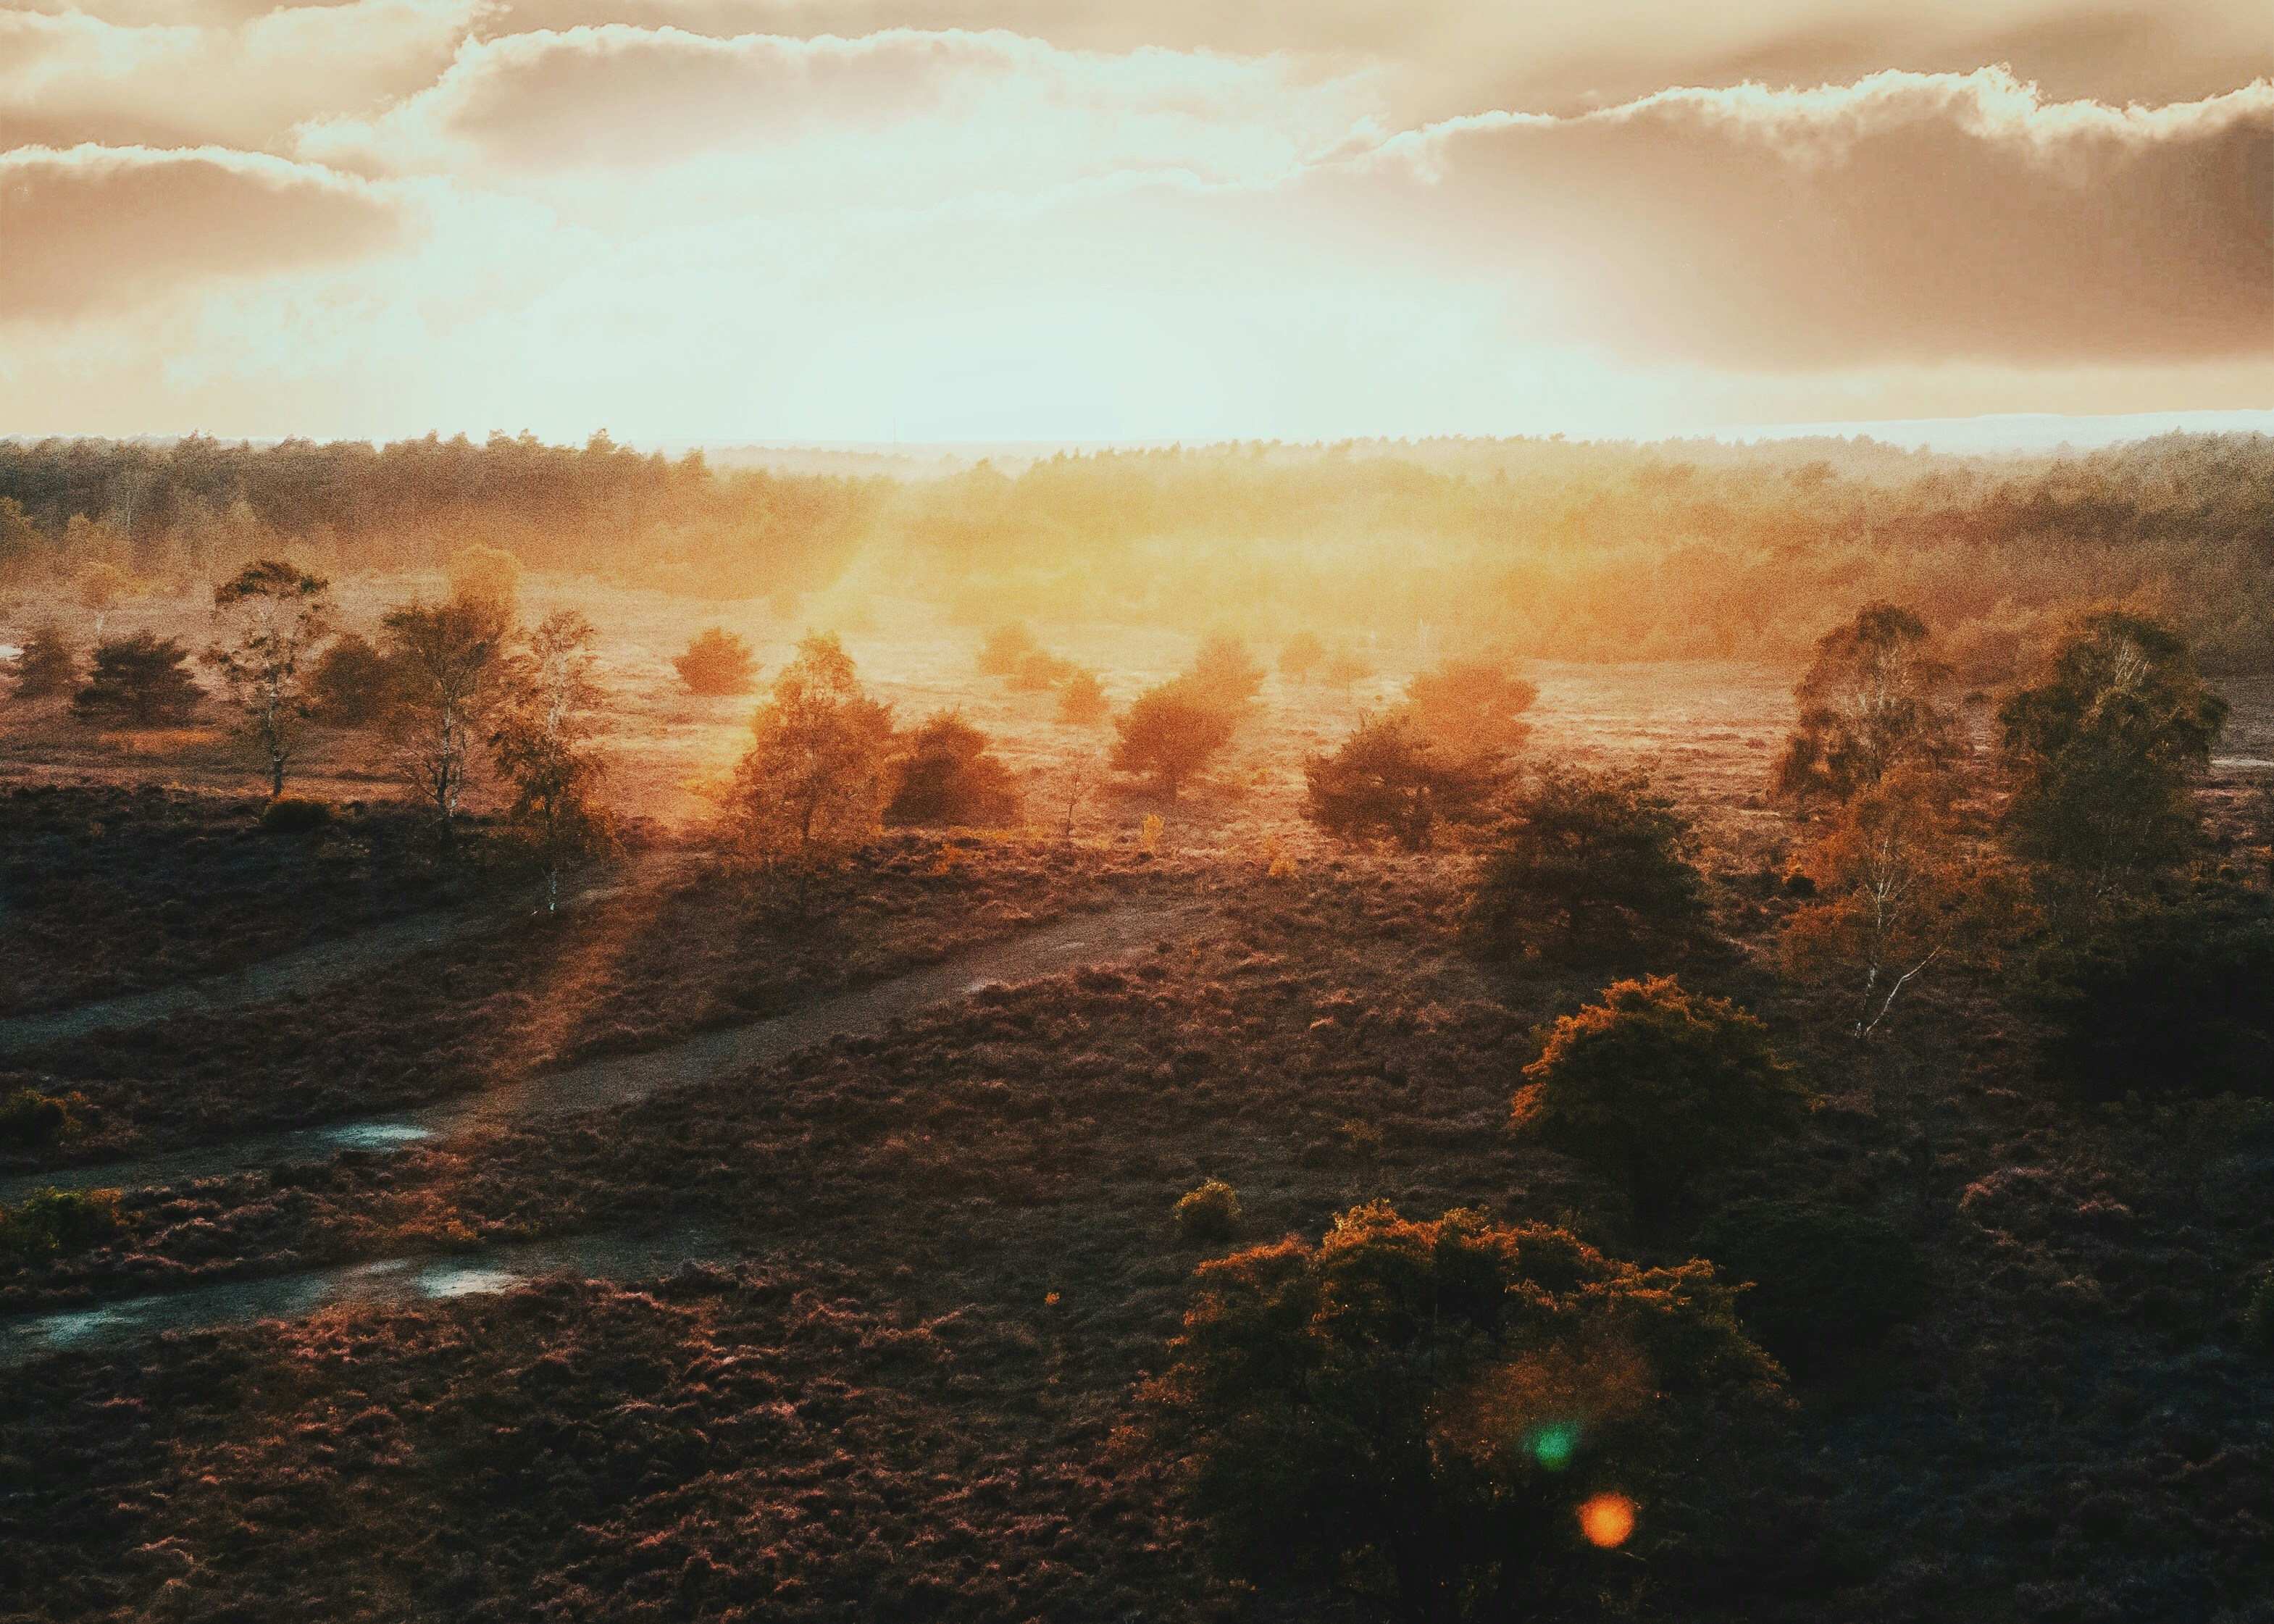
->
1174, 1179, 1241, 1244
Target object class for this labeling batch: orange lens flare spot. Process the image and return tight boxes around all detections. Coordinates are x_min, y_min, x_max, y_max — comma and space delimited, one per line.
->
1579, 1493, 1636, 1549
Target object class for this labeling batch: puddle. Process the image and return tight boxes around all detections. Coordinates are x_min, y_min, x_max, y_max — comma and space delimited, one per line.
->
0, 1227, 730, 1366
3, 902, 1190, 1205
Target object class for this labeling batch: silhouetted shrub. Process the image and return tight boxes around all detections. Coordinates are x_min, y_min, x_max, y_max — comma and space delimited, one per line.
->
1174, 1179, 1240, 1243
2028, 892, 2274, 1100
1694, 1198, 1932, 1372
1513, 976, 1811, 1228
1112, 678, 1234, 799
259, 796, 335, 835
306, 630, 400, 728
1151, 1202, 1779, 1620
1465, 766, 1710, 960
977, 623, 1039, 677
9, 622, 78, 700
1303, 713, 1496, 851
885, 712, 1021, 827
0, 1087, 81, 1153
0, 1186, 121, 1259
673, 627, 758, 695
1189, 635, 1265, 711
1405, 655, 1537, 761
71, 632, 201, 727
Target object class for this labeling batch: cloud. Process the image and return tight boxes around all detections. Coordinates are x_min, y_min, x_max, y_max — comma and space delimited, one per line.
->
297, 25, 1385, 205
0, 0, 486, 152
1358, 67, 2274, 367
0, 145, 407, 319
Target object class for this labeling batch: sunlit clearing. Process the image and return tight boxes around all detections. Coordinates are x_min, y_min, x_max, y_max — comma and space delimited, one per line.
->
1579, 1493, 1636, 1549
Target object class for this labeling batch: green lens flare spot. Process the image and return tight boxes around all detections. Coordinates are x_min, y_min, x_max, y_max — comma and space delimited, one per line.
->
1528, 1423, 1579, 1470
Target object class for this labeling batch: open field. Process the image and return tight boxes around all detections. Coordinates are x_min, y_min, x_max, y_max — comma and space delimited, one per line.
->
3, 582, 2271, 1623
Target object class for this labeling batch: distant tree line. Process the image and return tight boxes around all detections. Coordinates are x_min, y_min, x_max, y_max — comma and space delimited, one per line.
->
7, 432, 2274, 670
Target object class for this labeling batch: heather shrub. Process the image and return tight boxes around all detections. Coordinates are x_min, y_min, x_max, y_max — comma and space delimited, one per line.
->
1174, 1179, 1240, 1244
1112, 678, 1234, 799
0, 1186, 122, 1259
1512, 976, 1812, 1228
259, 795, 335, 835
1151, 1202, 1779, 1620
0, 1086, 81, 1152
1694, 1198, 1932, 1373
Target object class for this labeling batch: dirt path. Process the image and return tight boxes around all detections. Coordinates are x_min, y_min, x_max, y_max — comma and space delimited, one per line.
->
0, 852, 694, 1054
1, 900, 1197, 1205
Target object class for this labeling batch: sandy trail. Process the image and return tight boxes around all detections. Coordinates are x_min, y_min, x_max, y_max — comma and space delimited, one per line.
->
1, 899, 1195, 1207
0, 851, 696, 1054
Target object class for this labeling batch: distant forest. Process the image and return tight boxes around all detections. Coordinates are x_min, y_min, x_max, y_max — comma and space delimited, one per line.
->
5, 430, 2271, 674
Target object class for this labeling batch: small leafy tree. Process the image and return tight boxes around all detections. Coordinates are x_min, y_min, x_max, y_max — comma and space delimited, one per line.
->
977, 623, 1039, 677
1773, 602, 1953, 809
1304, 713, 1497, 852
726, 631, 896, 867
2000, 610, 2227, 897
1512, 976, 1811, 1228
1056, 669, 1109, 726
1781, 763, 2009, 1037
1279, 630, 1324, 685
306, 632, 398, 729
673, 627, 758, 696
1464, 766, 1709, 961
201, 559, 336, 798
1405, 656, 1537, 762
382, 597, 508, 823
885, 711, 1022, 827
71, 632, 200, 727
1190, 634, 1265, 711
1111, 677, 1234, 799
10, 623, 78, 700
491, 610, 616, 911
1150, 1202, 1780, 1623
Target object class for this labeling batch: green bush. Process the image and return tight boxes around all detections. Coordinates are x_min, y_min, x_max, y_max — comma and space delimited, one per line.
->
259, 795, 335, 834
1152, 1202, 1779, 1620
1512, 976, 1812, 1229
1694, 1198, 1932, 1372
0, 1086, 82, 1153
1174, 1179, 1241, 1244
1, 1186, 123, 1259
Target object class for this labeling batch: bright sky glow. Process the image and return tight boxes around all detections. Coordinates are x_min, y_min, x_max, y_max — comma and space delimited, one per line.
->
1, 1, 2268, 442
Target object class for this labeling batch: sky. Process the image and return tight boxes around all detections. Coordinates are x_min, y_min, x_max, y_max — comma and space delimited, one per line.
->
1, 0, 2269, 444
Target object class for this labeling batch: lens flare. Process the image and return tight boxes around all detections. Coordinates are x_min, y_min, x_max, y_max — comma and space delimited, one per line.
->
1579, 1493, 1636, 1548
1526, 1421, 1579, 1470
